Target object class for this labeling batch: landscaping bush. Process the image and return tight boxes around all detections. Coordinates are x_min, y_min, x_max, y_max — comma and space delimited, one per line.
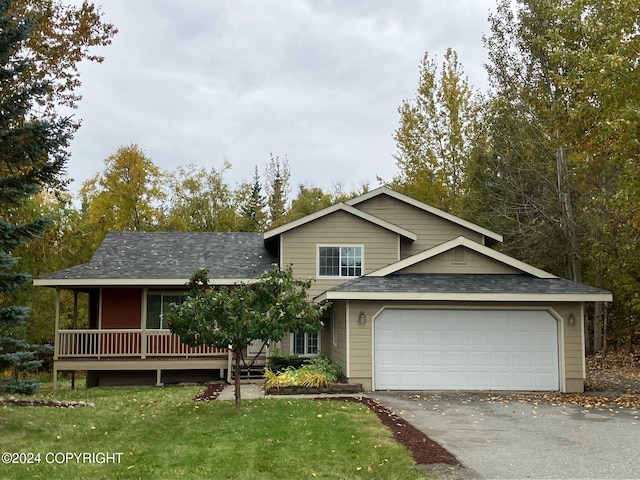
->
264, 356, 344, 389
266, 351, 311, 372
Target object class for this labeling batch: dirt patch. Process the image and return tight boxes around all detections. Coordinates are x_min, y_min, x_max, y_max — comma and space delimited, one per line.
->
193, 382, 225, 401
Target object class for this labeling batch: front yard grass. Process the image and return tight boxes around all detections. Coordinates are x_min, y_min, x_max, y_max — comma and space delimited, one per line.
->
0, 384, 429, 479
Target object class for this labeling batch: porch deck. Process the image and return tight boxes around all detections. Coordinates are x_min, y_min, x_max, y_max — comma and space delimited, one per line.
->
53, 329, 266, 389
55, 329, 229, 359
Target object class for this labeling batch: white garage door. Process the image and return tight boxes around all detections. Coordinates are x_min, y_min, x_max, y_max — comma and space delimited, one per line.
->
374, 309, 559, 391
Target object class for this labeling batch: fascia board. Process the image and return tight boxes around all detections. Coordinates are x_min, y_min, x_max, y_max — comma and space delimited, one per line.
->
320, 291, 613, 302
33, 278, 257, 288
263, 202, 417, 241
368, 237, 465, 277
346, 187, 503, 243
368, 236, 558, 279
458, 238, 557, 278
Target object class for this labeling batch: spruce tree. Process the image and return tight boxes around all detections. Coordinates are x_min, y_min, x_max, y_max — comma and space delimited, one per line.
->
0, 0, 71, 394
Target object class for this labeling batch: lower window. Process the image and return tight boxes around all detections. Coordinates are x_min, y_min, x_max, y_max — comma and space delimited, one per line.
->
146, 293, 185, 329
292, 332, 319, 356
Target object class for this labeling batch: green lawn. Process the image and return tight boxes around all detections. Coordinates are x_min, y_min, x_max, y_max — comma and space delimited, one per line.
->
0, 384, 430, 479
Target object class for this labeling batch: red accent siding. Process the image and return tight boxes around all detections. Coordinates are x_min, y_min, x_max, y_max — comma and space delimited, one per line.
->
101, 288, 142, 329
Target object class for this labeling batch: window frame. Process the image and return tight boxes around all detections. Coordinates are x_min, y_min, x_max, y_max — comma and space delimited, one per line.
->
146, 292, 186, 330
291, 332, 320, 357
316, 244, 364, 278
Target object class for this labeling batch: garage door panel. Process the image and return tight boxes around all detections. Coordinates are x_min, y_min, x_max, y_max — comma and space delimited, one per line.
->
375, 309, 559, 391
469, 351, 490, 366
513, 351, 534, 367
469, 372, 490, 388
401, 350, 422, 365
423, 351, 443, 366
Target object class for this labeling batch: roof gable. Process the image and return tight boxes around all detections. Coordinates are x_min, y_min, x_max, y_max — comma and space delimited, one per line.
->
367, 236, 557, 279
345, 187, 503, 245
263, 202, 417, 241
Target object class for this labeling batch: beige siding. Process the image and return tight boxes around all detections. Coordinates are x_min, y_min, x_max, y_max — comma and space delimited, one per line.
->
324, 303, 347, 373
355, 194, 485, 258
281, 210, 399, 299
399, 247, 522, 274
344, 300, 585, 393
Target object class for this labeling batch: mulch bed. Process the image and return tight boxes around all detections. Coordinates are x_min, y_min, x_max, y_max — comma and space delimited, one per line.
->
193, 383, 459, 466
322, 396, 459, 467
193, 382, 225, 401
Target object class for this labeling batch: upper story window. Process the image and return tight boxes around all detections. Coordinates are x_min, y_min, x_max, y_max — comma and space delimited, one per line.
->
318, 246, 363, 277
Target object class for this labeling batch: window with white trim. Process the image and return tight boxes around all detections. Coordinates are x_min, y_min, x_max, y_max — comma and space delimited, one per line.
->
292, 332, 319, 356
318, 246, 363, 277
146, 293, 186, 329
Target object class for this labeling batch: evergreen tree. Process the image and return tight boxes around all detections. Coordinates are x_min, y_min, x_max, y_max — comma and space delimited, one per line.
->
265, 154, 291, 227
239, 166, 267, 232
0, 0, 71, 394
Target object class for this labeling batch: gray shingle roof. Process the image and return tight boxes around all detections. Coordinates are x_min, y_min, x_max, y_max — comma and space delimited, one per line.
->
327, 273, 610, 296
37, 232, 276, 282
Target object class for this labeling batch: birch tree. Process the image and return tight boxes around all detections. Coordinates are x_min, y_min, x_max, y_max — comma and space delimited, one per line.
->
390, 49, 479, 214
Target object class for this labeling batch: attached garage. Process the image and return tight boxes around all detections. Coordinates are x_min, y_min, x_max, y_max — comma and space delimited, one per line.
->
374, 309, 559, 391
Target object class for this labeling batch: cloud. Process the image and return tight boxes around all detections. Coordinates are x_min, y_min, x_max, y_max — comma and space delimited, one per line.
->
68, 0, 495, 195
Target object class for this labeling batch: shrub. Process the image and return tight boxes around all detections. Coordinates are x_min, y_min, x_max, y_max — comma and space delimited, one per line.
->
264, 356, 343, 389
266, 351, 310, 372
2, 378, 40, 395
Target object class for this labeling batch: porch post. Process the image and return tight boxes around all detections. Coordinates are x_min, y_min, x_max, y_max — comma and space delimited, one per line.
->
141, 288, 147, 359
54, 288, 60, 361
72, 291, 78, 390
53, 288, 60, 391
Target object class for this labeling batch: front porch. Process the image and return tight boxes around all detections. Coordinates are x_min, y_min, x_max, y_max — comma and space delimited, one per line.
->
53, 329, 267, 389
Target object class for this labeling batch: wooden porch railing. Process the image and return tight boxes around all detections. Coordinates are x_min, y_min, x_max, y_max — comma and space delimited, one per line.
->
55, 329, 228, 359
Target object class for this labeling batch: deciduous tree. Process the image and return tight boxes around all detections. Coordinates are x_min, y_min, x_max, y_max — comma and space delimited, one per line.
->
390, 49, 479, 214
166, 265, 329, 408
163, 162, 243, 232
80, 144, 165, 246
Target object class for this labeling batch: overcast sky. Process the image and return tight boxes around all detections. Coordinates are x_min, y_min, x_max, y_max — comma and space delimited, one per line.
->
67, 0, 496, 196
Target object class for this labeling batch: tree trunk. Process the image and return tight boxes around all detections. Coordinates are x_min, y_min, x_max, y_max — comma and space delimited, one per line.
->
556, 144, 581, 283
234, 350, 242, 409
603, 302, 608, 353
593, 301, 603, 352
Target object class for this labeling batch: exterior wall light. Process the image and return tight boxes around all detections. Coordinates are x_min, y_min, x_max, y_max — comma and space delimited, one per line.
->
567, 313, 576, 326
359, 312, 366, 324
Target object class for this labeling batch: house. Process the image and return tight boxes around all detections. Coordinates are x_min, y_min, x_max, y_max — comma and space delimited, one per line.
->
35, 187, 611, 392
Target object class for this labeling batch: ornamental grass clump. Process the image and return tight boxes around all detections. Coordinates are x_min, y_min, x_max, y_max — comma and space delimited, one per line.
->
264, 357, 343, 389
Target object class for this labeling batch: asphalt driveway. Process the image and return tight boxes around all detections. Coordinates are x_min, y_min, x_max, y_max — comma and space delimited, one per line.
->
372, 392, 640, 479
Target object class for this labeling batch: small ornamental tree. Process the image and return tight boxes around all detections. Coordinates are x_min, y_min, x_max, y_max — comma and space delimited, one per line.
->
166, 265, 329, 408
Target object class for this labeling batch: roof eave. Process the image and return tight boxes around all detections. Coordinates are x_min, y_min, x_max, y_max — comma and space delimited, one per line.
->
33, 278, 258, 288
316, 291, 613, 302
